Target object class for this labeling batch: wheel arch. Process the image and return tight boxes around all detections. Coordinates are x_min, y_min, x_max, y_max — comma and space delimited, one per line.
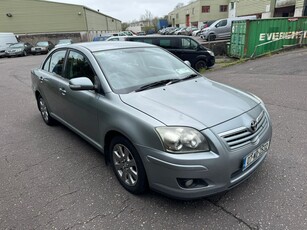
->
35, 90, 42, 110
104, 130, 130, 164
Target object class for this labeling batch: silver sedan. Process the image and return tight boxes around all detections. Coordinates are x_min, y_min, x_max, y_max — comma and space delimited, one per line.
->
31, 42, 272, 199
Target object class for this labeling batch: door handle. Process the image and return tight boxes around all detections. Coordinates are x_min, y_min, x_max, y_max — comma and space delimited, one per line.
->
59, 88, 66, 95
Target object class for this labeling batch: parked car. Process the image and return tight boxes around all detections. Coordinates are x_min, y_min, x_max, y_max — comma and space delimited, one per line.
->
93, 34, 112, 41
5, 42, 33, 57
186, 27, 198, 36
174, 27, 187, 35
106, 36, 130, 41
31, 41, 54, 54
125, 35, 215, 71
137, 31, 146, 36
200, 16, 256, 41
0, 32, 18, 58
55, 39, 73, 47
31, 41, 272, 199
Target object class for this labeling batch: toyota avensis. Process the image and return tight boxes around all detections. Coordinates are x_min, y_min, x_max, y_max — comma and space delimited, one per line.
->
31, 42, 272, 199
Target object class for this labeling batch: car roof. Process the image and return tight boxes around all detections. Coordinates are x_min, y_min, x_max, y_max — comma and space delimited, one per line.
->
68, 41, 155, 52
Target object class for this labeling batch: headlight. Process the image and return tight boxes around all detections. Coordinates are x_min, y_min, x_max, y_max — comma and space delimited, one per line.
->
156, 127, 210, 153
208, 50, 214, 56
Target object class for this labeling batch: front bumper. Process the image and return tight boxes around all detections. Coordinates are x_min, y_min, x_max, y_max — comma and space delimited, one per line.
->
6, 51, 23, 56
207, 56, 215, 67
31, 48, 48, 54
0, 50, 6, 57
137, 106, 272, 199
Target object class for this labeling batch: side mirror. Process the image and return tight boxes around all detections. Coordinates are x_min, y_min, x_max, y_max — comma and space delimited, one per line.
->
184, 60, 191, 67
69, 77, 95, 90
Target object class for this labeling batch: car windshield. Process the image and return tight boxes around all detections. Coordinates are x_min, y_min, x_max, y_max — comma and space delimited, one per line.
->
36, 41, 48, 46
94, 47, 197, 94
10, 43, 24, 48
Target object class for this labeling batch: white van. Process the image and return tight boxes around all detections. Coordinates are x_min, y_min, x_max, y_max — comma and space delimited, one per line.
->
0, 33, 18, 57
200, 16, 256, 41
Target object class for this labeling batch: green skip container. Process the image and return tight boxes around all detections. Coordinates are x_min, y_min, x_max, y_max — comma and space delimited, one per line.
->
230, 17, 307, 58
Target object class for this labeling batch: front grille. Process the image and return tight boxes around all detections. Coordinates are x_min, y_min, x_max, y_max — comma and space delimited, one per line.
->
219, 111, 268, 150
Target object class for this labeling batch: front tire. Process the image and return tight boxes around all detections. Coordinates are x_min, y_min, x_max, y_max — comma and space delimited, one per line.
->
207, 34, 216, 41
110, 136, 148, 194
195, 60, 207, 72
37, 95, 55, 126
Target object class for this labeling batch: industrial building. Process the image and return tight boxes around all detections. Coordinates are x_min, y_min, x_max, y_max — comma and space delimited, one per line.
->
0, 0, 121, 43
168, 0, 307, 28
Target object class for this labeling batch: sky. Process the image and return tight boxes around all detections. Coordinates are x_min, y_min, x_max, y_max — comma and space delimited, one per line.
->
47, 0, 191, 22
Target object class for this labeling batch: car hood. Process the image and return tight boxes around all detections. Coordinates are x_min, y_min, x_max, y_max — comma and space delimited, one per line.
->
7, 47, 24, 51
120, 78, 260, 130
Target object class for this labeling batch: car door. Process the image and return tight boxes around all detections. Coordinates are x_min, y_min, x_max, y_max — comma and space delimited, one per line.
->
55, 49, 100, 143
157, 37, 180, 58
37, 49, 67, 117
177, 37, 199, 66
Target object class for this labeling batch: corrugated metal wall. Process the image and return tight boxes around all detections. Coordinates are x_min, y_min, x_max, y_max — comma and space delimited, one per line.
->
0, 0, 87, 34
230, 17, 307, 58
0, 0, 121, 38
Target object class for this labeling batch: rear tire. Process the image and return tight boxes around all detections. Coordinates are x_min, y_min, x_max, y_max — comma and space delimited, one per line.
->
37, 95, 56, 126
110, 136, 148, 195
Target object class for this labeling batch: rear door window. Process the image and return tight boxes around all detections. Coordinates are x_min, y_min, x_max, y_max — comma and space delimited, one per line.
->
181, 38, 198, 50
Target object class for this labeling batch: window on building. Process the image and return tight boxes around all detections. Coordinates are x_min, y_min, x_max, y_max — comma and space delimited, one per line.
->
192, 8, 195, 15
220, 5, 228, 12
176, 13, 179, 19
202, 6, 210, 13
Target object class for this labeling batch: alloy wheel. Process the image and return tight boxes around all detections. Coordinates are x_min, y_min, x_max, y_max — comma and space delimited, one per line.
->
112, 144, 138, 186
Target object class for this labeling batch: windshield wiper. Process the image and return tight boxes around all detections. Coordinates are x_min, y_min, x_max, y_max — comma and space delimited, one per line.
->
170, 74, 199, 84
134, 79, 178, 92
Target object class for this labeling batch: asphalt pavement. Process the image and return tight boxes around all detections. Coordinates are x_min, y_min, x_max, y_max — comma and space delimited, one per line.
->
0, 48, 306, 229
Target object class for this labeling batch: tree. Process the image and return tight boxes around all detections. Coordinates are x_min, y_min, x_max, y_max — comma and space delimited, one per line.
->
140, 9, 153, 26
121, 22, 129, 31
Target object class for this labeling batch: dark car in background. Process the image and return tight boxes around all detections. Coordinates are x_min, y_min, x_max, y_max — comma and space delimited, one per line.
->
31, 41, 54, 55
5, 42, 33, 57
125, 36, 215, 71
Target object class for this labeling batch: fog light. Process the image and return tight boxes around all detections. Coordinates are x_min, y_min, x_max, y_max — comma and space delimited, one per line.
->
185, 179, 194, 188
177, 178, 208, 189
